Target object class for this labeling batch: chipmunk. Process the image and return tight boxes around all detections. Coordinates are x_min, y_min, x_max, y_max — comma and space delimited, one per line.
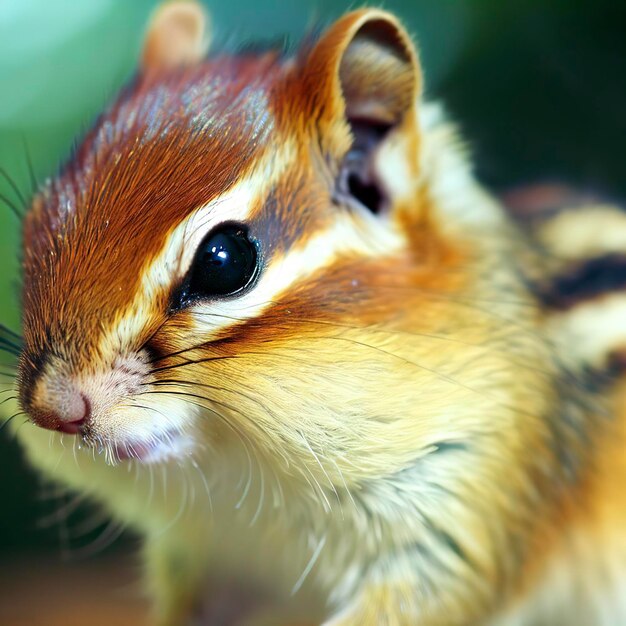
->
7, 1, 626, 624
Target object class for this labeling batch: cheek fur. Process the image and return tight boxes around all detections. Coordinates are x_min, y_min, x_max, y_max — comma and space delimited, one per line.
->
143, 239, 554, 492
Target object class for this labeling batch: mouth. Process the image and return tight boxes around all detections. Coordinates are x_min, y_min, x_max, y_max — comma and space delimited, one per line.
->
87, 430, 195, 464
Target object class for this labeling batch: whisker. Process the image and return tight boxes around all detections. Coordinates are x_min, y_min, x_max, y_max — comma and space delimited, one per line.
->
0, 166, 27, 209
0, 339, 21, 357
157, 334, 479, 398
38, 492, 86, 529
147, 294, 547, 380
0, 410, 27, 434
142, 387, 260, 441
236, 445, 254, 511
154, 464, 189, 538
65, 518, 127, 561
67, 507, 112, 538
149, 378, 282, 423
298, 429, 342, 517
249, 453, 266, 527
0, 191, 22, 220
0, 330, 22, 362
137, 387, 265, 511
151, 354, 237, 374
291, 532, 327, 595
330, 457, 357, 513
37, 484, 71, 502
21, 133, 38, 194
190, 458, 213, 513
146, 462, 155, 514
0, 337, 21, 353
148, 331, 554, 430
0, 323, 23, 342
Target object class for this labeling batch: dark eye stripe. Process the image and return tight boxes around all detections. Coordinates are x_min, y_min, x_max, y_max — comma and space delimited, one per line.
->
538, 254, 626, 310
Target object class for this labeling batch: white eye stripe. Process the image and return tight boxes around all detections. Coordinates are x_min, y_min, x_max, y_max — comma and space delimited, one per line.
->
188, 210, 405, 339
160, 185, 257, 287
99, 137, 405, 356
101, 141, 295, 357
163, 137, 298, 281
103, 186, 256, 354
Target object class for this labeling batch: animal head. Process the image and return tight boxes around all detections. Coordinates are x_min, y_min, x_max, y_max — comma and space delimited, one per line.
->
17, 2, 598, 496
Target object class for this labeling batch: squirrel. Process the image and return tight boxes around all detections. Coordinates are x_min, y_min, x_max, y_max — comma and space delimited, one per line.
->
6, 1, 626, 624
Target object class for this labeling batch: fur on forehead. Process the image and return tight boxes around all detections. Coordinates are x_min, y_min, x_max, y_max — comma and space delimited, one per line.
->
20, 54, 287, 363
20, 10, 424, 367
26, 53, 283, 245
24, 7, 422, 257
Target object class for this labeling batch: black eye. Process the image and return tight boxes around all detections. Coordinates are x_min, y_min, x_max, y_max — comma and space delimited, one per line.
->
180, 224, 258, 305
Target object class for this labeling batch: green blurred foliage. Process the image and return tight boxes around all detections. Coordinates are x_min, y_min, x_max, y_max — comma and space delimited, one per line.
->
0, 0, 624, 554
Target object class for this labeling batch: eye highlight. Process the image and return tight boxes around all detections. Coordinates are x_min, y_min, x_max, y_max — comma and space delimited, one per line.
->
176, 224, 258, 307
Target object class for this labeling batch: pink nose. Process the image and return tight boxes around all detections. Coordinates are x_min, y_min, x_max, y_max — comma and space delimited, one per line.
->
34, 390, 91, 434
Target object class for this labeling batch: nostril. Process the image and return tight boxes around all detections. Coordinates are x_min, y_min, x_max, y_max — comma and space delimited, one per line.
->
34, 392, 91, 435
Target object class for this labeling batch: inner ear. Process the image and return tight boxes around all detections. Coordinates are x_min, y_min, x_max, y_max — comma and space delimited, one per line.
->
330, 17, 420, 215
336, 119, 392, 215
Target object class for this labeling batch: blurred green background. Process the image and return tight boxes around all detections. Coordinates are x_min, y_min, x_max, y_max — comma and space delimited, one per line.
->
0, 0, 624, 559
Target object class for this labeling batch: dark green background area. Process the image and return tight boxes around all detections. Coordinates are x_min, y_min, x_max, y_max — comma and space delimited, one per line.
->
0, 0, 624, 555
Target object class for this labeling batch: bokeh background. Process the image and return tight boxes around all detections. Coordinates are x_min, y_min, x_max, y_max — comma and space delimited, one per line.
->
0, 0, 624, 623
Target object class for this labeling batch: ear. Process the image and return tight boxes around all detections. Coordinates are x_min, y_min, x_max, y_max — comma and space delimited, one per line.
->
303, 10, 422, 214
141, 0, 211, 72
